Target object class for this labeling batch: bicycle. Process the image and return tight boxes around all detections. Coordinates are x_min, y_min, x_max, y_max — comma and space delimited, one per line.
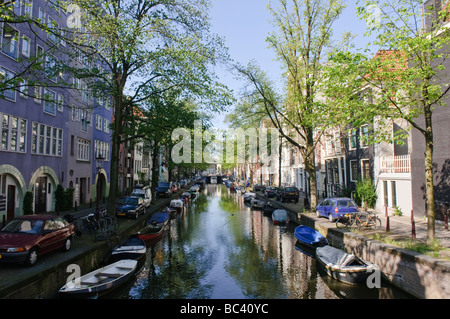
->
336, 212, 382, 230
91, 210, 119, 242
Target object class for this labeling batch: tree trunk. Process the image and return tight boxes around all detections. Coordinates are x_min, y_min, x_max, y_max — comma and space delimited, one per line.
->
107, 94, 123, 216
424, 108, 435, 244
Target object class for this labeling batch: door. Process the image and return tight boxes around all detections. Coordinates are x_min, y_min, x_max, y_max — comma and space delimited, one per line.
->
7, 185, 15, 222
36, 177, 47, 214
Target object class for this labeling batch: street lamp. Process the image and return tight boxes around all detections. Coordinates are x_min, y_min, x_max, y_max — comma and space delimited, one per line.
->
96, 155, 105, 213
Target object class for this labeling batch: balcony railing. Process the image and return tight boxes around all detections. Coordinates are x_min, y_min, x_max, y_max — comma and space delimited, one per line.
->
380, 155, 411, 173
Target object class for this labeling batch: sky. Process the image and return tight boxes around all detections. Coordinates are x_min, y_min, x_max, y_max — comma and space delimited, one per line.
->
208, 0, 372, 130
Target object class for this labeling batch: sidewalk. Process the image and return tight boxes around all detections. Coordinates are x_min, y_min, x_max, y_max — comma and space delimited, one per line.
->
256, 191, 450, 260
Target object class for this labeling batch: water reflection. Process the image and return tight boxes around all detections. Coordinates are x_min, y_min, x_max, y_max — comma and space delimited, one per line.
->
122, 184, 411, 299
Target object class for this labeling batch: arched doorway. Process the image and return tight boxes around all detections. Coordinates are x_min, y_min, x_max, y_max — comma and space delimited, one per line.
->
95, 169, 107, 210
0, 164, 26, 222
29, 166, 59, 214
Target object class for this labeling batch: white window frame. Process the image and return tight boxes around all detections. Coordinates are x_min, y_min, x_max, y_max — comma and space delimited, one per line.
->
1, 24, 19, 60
77, 138, 90, 161
350, 160, 358, 182
21, 35, 30, 57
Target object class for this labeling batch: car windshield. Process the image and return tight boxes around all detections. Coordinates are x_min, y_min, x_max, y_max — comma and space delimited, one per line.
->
123, 197, 138, 205
158, 182, 170, 188
285, 187, 296, 192
1, 219, 44, 234
337, 200, 357, 207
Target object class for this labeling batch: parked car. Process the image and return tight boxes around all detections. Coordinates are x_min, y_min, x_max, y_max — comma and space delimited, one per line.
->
264, 186, 279, 198
276, 186, 300, 203
0, 215, 75, 266
316, 197, 359, 222
116, 196, 145, 219
155, 181, 173, 198
131, 185, 152, 208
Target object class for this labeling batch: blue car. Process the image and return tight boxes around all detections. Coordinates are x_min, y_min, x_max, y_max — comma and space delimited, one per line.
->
116, 196, 145, 219
316, 197, 359, 222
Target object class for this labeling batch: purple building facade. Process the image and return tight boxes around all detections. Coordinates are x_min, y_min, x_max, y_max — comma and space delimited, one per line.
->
0, 0, 112, 222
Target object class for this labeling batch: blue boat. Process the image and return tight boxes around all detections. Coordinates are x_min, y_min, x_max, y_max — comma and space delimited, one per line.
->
137, 212, 170, 241
294, 225, 328, 249
272, 209, 289, 225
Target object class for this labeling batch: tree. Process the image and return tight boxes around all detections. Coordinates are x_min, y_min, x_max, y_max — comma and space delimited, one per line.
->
326, 0, 450, 243
235, 0, 345, 210
66, 0, 233, 215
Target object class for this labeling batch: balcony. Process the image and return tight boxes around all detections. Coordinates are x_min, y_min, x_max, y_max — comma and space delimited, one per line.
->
380, 155, 410, 174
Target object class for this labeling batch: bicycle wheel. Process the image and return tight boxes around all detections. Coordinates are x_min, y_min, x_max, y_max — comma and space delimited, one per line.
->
371, 216, 382, 230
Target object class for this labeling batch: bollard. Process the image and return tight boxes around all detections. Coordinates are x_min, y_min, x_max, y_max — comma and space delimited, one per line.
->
411, 210, 416, 239
445, 209, 449, 231
386, 215, 390, 232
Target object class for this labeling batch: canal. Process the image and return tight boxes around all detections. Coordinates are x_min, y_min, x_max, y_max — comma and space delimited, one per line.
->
117, 184, 412, 299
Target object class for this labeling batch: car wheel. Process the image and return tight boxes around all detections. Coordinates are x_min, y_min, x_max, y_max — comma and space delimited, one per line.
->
25, 248, 38, 266
328, 213, 334, 222
62, 237, 72, 252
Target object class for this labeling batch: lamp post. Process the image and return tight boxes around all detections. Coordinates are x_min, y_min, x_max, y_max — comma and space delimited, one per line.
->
96, 155, 105, 213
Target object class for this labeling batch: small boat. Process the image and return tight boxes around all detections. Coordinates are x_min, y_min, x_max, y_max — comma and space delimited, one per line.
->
59, 259, 138, 298
262, 202, 275, 214
315, 245, 378, 285
243, 192, 256, 202
294, 225, 328, 249
272, 209, 289, 225
250, 198, 266, 209
170, 199, 184, 214
110, 236, 146, 262
137, 212, 170, 241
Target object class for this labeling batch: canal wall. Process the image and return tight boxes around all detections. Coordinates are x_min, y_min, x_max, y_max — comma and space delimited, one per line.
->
281, 201, 450, 299
0, 199, 170, 299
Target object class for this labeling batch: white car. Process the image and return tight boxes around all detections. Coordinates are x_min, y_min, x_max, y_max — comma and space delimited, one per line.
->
131, 186, 152, 208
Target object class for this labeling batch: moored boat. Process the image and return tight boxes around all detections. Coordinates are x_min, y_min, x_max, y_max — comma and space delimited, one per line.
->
250, 198, 266, 209
272, 209, 289, 225
59, 259, 138, 298
137, 212, 170, 241
170, 199, 184, 214
294, 225, 328, 249
315, 245, 378, 285
110, 236, 146, 262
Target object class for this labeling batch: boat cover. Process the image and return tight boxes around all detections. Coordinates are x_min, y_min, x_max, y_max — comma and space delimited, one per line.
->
148, 212, 170, 224
272, 209, 289, 222
316, 245, 365, 268
170, 200, 184, 207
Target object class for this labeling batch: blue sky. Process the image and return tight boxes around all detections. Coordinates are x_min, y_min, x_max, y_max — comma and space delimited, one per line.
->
209, 0, 372, 129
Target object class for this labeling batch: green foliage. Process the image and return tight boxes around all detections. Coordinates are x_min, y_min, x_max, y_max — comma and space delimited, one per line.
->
354, 179, 377, 208
55, 185, 74, 212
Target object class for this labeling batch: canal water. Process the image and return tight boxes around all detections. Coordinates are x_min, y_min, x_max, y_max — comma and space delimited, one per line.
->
118, 184, 412, 299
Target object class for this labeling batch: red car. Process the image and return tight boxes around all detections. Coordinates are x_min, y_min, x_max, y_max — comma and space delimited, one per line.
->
0, 214, 75, 266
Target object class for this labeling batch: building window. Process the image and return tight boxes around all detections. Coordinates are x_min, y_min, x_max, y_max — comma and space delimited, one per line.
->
1, 24, 19, 59
45, 54, 57, 82
31, 122, 62, 156
349, 129, 357, 150
19, 79, 28, 98
360, 125, 369, 148
34, 85, 42, 103
57, 94, 64, 112
361, 159, 370, 180
21, 35, 30, 57
0, 67, 16, 101
95, 140, 110, 161
22, 0, 33, 17
96, 115, 102, 130
47, 16, 58, 43
350, 160, 358, 182
77, 138, 90, 161
0, 114, 27, 153
103, 118, 110, 133
43, 89, 56, 115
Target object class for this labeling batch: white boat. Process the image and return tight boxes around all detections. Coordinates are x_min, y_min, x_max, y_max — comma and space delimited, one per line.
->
59, 259, 138, 298
170, 199, 184, 213
243, 192, 256, 202
110, 237, 146, 262
316, 245, 378, 285
250, 198, 266, 209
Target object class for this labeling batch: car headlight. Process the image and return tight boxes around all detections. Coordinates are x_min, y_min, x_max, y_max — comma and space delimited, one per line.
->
7, 247, 25, 253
